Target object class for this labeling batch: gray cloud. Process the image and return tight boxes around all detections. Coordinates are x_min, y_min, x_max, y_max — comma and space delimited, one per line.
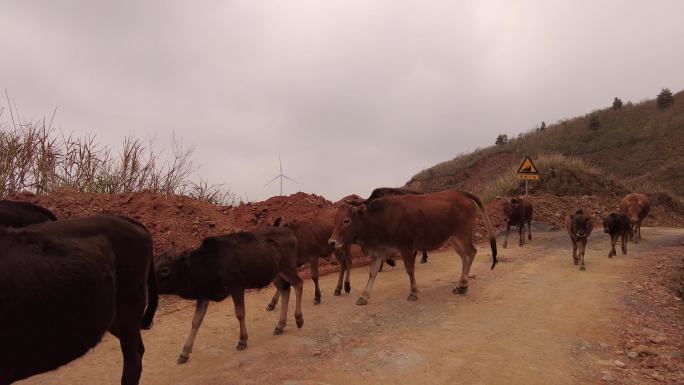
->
2, 0, 683, 201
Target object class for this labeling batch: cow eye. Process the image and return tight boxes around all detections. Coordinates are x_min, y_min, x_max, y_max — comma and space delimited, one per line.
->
343, 218, 351, 224
159, 266, 171, 277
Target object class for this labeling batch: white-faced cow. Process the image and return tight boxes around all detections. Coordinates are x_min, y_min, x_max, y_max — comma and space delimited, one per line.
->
603, 211, 630, 258
0, 214, 156, 385
502, 197, 533, 248
156, 227, 304, 364
619, 193, 650, 243
329, 189, 497, 305
266, 208, 353, 310
565, 208, 594, 271
0, 200, 56, 228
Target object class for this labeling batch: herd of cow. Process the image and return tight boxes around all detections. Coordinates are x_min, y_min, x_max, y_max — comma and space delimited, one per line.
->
0, 188, 651, 384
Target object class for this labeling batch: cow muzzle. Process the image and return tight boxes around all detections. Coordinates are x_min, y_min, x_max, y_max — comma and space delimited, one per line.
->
328, 239, 338, 248
576, 232, 587, 238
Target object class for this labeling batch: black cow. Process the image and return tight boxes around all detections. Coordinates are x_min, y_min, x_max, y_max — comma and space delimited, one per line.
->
565, 208, 594, 271
156, 226, 304, 364
0, 214, 156, 385
502, 197, 533, 248
0, 200, 56, 227
603, 212, 630, 258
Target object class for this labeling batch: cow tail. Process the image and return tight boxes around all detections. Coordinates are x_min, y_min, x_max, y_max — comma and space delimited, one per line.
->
142, 257, 158, 330
464, 192, 498, 269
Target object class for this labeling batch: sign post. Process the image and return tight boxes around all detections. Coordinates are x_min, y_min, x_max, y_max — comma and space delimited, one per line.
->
516, 157, 539, 196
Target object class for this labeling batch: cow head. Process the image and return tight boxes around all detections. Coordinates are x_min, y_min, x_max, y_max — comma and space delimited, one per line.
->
502, 197, 521, 223
625, 203, 641, 232
156, 242, 191, 296
328, 200, 365, 249
602, 213, 617, 234
570, 210, 592, 239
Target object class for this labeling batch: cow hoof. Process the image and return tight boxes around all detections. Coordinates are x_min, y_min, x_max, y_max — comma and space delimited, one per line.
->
502, 244, 508, 249
407, 293, 418, 301
386, 259, 396, 267
420, 259, 427, 264
580, 266, 586, 271
313, 298, 321, 305
177, 355, 189, 365
344, 283, 351, 293
334, 289, 342, 296
236, 341, 247, 351
266, 304, 276, 311
274, 326, 285, 335
141, 321, 153, 330
573, 260, 579, 266
453, 286, 468, 294
356, 297, 368, 306
296, 317, 304, 328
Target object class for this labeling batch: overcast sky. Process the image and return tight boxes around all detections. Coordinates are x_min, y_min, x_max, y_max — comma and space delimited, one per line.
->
2, 1, 683, 201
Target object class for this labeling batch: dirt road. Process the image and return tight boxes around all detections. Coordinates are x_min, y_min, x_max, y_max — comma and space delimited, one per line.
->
19, 227, 684, 385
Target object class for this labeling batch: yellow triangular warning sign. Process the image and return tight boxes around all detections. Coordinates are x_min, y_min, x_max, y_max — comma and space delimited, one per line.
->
517, 157, 538, 174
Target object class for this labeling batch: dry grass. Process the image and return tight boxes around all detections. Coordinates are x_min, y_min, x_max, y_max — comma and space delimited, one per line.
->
0, 120, 239, 206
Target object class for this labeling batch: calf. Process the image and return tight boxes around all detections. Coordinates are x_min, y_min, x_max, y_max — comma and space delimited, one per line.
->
565, 208, 594, 271
329, 189, 497, 305
0, 200, 56, 227
619, 193, 650, 243
603, 212, 630, 258
502, 197, 533, 248
156, 227, 304, 364
1, 214, 156, 385
266, 208, 353, 310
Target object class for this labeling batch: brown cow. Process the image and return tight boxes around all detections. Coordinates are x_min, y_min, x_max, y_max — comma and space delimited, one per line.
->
328, 189, 497, 305
266, 208, 353, 309
619, 193, 650, 243
156, 227, 304, 363
603, 211, 630, 258
0, 200, 56, 228
502, 197, 533, 248
5, 215, 157, 384
565, 208, 594, 271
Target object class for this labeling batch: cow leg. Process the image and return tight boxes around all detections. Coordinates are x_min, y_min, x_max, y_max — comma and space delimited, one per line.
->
503, 223, 510, 249
266, 289, 279, 311
273, 277, 291, 334
402, 250, 419, 301
310, 256, 321, 305
528, 220, 532, 241
621, 232, 628, 255
608, 234, 617, 258
110, 315, 144, 385
452, 239, 477, 294
637, 221, 643, 242
571, 238, 578, 265
177, 299, 209, 364
579, 239, 587, 271
421, 251, 428, 264
333, 249, 346, 296
231, 289, 248, 350
343, 250, 352, 293
518, 223, 525, 246
357, 255, 384, 305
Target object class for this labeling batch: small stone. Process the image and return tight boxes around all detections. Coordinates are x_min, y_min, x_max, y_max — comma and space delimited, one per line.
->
599, 342, 609, 348
614, 360, 626, 368
312, 350, 322, 357
626, 351, 638, 359
649, 372, 664, 382
600, 371, 614, 382
649, 336, 667, 344
351, 347, 369, 357
595, 359, 613, 366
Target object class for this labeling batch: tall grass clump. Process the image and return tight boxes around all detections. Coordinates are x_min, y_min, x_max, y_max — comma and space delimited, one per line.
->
0, 119, 239, 206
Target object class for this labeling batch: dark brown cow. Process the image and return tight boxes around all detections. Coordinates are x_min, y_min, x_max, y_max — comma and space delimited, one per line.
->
619, 193, 650, 243
603, 212, 630, 258
0, 200, 56, 227
502, 197, 533, 248
565, 208, 594, 271
156, 227, 304, 364
329, 189, 497, 305
266, 208, 353, 309
1, 214, 156, 385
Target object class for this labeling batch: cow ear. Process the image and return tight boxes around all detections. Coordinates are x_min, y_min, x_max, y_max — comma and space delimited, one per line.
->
273, 217, 283, 227
352, 205, 366, 217
345, 199, 363, 207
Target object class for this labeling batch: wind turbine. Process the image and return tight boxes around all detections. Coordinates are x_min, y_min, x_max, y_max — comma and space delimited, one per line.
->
265, 155, 297, 196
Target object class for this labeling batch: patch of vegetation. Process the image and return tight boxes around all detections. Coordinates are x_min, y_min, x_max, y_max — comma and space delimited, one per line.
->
0, 120, 239, 205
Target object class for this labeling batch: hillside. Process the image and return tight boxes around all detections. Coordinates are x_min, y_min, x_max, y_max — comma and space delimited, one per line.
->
407, 89, 684, 197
